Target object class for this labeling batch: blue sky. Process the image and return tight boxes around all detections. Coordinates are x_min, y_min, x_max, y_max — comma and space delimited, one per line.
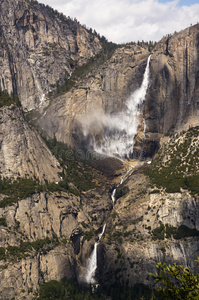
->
159, 0, 199, 4
40, 0, 199, 43
179, 0, 199, 4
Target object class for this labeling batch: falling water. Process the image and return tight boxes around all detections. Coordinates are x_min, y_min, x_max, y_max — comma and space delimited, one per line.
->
90, 55, 151, 158
111, 188, 116, 204
82, 56, 151, 287
111, 162, 137, 205
85, 243, 98, 284
85, 224, 106, 284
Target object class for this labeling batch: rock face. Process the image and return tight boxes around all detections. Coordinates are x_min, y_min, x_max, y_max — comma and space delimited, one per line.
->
0, 105, 60, 182
37, 24, 199, 159
38, 45, 149, 146
0, 182, 112, 299
98, 169, 199, 289
145, 24, 199, 135
0, 191, 78, 299
0, 0, 102, 111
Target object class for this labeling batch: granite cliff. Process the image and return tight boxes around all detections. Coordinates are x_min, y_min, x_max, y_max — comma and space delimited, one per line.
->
0, 0, 102, 112
0, 0, 198, 299
37, 24, 199, 159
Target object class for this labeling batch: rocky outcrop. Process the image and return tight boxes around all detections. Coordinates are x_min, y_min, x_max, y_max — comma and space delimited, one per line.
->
0, 0, 102, 111
0, 105, 60, 182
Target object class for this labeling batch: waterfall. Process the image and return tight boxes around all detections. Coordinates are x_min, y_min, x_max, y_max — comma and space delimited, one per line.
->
82, 56, 151, 287
111, 188, 116, 204
85, 224, 106, 285
85, 243, 98, 284
89, 55, 151, 158
98, 223, 106, 241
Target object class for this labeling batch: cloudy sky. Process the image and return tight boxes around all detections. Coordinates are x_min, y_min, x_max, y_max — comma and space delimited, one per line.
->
40, 0, 199, 43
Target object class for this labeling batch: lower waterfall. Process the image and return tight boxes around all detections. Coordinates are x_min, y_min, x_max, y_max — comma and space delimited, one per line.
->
85, 243, 98, 285
85, 224, 106, 285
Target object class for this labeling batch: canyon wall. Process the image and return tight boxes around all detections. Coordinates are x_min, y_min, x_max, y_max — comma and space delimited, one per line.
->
37, 24, 199, 158
0, 0, 102, 112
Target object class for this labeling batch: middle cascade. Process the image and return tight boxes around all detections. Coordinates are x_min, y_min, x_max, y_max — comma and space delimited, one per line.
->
91, 55, 151, 158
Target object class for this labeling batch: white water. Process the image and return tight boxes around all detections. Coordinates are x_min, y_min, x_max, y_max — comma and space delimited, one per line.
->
85, 224, 106, 284
111, 163, 136, 205
111, 188, 116, 204
83, 56, 151, 286
85, 243, 98, 284
89, 55, 151, 158
98, 224, 106, 241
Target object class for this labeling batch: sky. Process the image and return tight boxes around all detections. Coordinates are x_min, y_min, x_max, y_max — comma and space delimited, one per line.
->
40, 0, 199, 44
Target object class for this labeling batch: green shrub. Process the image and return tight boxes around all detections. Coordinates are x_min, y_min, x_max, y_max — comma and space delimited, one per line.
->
4, 238, 59, 261
43, 136, 98, 193
152, 223, 199, 241
0, 247, 6, 260
149, 260, 199, 299
173, 225, 199, 240
115, 185, 129, 200
84, 230, 94, 241
38, 277, 103, 299
0, 177, 43, 208
165, 224, 177, 238
0, 89, 21, 108
38, 280, 65, 299
0, 217, 7, 227
152, 223, 165, 240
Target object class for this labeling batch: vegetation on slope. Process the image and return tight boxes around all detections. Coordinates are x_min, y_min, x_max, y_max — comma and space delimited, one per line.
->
48, 42, 119, 98
37, 278, 151, 300
0, 134, 104, 208
44, 136, 103, 193
0, 175, 76, 208
152, 223, 199, 241
145, 127, 199, 194
0, 89, 21, 108
37, 278, 103, 300
0, 237, 59, 262
0, 177, 43, 208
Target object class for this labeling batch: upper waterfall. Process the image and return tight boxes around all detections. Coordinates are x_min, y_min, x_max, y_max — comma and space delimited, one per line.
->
88, 55, 151, 158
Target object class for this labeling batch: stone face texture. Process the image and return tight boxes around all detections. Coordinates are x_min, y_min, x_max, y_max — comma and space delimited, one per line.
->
38, 46, 149, 146
145, 24, 199, 134
0, 187, 112, 299
0, 0, 102, 111
0, 106, 60, 182
38, 25, 199, 153
97, 171, 199, 289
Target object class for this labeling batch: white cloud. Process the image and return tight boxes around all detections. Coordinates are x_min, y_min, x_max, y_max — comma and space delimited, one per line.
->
39, 0, 199, 43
